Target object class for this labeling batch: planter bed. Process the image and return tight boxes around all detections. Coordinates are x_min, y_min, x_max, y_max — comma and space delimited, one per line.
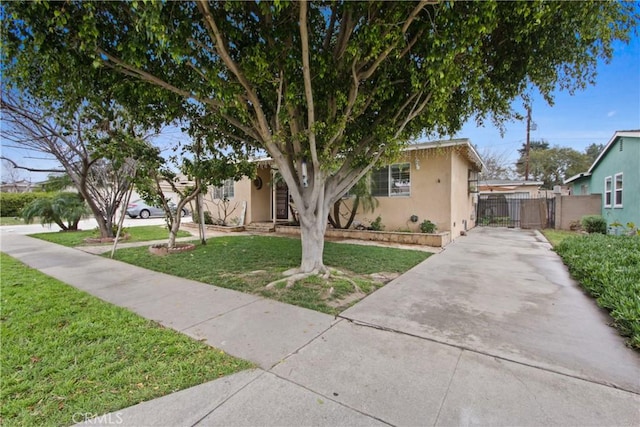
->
275, 225, 450, 247
183, 222, 245, 233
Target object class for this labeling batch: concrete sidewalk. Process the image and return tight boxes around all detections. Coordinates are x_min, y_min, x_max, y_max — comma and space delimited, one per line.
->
2, 230, 639, 426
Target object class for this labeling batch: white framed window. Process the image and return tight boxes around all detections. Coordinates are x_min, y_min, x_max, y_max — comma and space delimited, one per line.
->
614, 173, 623, 208
604, 176, 612, 208
212, 178, 234, 199
371, 163, 411, 197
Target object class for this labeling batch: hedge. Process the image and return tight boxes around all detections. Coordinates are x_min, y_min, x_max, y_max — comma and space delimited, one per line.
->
0, 192, 53, 217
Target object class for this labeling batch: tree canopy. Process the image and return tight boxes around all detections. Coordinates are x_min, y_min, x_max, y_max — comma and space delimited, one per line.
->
3, 0, 636, 273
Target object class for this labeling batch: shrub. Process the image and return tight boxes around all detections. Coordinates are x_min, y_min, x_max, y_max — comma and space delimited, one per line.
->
22, 192, 87, 231
191, 210, 214, 225
369, 216, 384, 231
555, 234, 640, 349
419, 219, 437, 233
0, 192, 52, 217
581, 215, 607, 234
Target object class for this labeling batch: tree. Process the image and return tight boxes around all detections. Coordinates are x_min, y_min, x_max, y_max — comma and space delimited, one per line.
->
22, 192, 87, 231
328, 173, 379, 230
3, 1, 636, 275
524, 145, 591, 188
0, 91, 150, 238
585, 143, 605, 165
479, 148, 515, 180
133, 135, 254, 249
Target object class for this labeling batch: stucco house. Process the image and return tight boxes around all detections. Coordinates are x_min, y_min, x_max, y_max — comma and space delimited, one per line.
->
478, 179, 544, 197
564, 130, 640, 229
204, 138, 484, 241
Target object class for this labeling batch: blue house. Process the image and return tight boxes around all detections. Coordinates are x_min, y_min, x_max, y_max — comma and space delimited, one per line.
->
564, 130, 640, 232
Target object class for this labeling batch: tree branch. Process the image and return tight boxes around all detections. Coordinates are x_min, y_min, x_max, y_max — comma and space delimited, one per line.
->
0, 157, 65, 173
196, 0, 272, 141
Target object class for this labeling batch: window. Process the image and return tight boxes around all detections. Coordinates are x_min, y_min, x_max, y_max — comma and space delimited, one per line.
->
604, 176, 612, 207
371, 163, 410, 197
614, 173, 623, 207
212, 178, 234, 199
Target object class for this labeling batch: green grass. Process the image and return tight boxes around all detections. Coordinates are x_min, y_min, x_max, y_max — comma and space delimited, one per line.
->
541, 229, 583, 247
554, 234, 640, 349
111, 235, 431, 315
0, 217, 27, 226
0, 253, 253, 427
29, 225, 192, 247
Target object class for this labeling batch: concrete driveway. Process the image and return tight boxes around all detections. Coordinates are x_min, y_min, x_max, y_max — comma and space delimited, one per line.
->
341, 227, 640, 394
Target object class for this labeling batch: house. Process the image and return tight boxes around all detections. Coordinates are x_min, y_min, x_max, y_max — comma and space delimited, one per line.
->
0, 179, 38, 193
204, 139, 484, 242
564, 130, 640, 229
477, 179, 544, 197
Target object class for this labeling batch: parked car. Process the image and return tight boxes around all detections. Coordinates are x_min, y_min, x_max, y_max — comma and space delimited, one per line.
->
126, 199, 189, 219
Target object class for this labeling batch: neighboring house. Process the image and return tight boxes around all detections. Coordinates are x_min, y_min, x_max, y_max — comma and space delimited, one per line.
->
564, 130, 640, 228
206, 138, 484, 240
0, 179, 38, 193
477, 179, 544, 197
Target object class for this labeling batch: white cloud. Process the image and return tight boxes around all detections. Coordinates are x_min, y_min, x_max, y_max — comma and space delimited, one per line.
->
607, 110, 617, 117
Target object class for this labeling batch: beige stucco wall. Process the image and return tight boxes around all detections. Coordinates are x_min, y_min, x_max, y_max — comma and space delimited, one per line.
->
341, 147, 477, 236
450, 149, 477, 236
555, 194, 602, 230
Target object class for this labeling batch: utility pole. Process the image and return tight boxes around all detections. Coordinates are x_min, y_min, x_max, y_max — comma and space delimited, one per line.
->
524, 105, 531, 181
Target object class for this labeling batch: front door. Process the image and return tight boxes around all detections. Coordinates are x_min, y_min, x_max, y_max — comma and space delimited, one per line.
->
275, 180, 289, 220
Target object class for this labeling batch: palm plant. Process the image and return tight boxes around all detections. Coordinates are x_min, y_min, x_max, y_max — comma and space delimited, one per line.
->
329, 173, 379, 229
22, 192, 87, 231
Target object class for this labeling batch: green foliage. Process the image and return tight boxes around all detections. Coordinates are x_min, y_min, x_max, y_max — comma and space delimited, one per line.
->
192, 211, 214, 225
0, 253, 252, 426
419, 220, 437, 234
110, 236, 431, 315
40, 174, 74, 192
555, 235, 640, 349
517, 141, 593, 187
0, 192, 51, 217
369, 216, 385, 231
541, 229, 582, 247
581, 215, 607, 234
21, 192, 87, 231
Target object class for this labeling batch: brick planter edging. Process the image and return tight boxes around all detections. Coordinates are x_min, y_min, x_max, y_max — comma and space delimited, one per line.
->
182, 223, 245, 232
275, 226, 450, 247
149, 242, 197, 256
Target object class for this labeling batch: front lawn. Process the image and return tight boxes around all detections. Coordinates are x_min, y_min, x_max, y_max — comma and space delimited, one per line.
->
554, 234, 640, 349
0, 253, 253, 427
0, 217, 27, 226
111, 235, 431, 315
29, 225, 192, 247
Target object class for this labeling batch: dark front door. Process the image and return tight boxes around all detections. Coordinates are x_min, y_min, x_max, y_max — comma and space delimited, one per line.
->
276, 180, 289, 220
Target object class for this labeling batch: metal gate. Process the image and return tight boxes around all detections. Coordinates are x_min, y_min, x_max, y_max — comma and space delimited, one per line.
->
477, 193, 555, 229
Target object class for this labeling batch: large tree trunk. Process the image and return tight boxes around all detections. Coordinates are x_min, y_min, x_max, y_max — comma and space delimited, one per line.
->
298, 208, 329, 274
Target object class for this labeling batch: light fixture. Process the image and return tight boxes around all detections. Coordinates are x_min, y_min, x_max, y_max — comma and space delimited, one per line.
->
414, 157, 421, 170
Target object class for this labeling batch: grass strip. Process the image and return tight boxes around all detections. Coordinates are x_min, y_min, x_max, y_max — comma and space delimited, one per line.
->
0, 253, 253, 427
554, 234, 640, 349
541, 229, 582, 247
111, 235, 431, 315
29, 225, 191, 247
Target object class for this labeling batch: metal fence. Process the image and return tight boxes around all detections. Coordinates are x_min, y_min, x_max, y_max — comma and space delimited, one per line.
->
477, 193, 555, 229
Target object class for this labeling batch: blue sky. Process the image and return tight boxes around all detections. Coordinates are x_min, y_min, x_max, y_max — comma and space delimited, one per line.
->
453, 35, 640, 165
